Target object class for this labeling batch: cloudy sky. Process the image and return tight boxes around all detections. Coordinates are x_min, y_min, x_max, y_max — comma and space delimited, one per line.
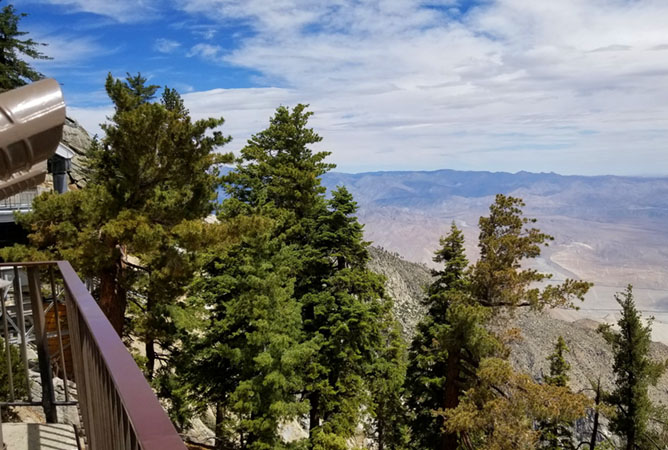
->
12, 0, 668, 175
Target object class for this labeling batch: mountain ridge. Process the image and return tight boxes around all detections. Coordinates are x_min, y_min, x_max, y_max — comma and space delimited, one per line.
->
320, 168, 668, 342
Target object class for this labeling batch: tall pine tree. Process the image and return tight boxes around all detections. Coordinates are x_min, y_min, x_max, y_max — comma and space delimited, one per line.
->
538, 336, 576, 449
407, 196, 591, 449
0, 2, 50, 91
406, 222, 488, 450
210, 106, 404, 449
598, 285, 667, 450
173, 213, 311, 449
2, 73, 231, 343
305, 186, 399, 449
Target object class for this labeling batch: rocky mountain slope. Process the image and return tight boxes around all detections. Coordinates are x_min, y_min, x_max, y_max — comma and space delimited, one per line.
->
369, 246, 668, 408
323, 169, 668, 343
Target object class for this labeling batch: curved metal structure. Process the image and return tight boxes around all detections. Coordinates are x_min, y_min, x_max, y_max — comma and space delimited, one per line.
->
0, 79, 66, 181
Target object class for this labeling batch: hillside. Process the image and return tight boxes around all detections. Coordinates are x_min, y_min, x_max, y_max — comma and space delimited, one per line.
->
323, 169, 668, 341
369, 246, 668, 409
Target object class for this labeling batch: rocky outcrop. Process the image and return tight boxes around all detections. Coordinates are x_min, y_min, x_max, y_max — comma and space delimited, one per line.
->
367, 246, 432, 337
62, 117, 92, 186
62, 117, 92, 156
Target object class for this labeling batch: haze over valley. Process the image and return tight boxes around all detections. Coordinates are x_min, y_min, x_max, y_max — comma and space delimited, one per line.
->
323, 169, 668, 341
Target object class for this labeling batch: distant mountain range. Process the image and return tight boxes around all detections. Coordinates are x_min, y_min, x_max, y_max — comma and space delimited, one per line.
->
320, 169, 668, 339
322, 169, 668, 221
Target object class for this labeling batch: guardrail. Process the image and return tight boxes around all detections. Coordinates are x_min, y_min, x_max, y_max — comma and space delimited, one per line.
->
0, 261, 186, 450
0, 188, 39, 211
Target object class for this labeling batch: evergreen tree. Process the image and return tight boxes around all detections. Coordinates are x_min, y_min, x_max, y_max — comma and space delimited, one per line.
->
471, 195, 589, 310
0, 2, 50, 92
538, 336, 576, 449
598, 285, 667, 450
406, 222, 485, 450
214, 107, 404, 448
408, 196, 591, 449
368, 320, 410, 450
2, 73, 231, 345
305, 186, 399, 450
220, 103, 334, 233
173, 214, 311, 449
445, 357, 589, 450
545, 336, 570, 388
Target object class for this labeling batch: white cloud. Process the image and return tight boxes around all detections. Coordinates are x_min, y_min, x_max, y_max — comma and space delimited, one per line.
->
29, 0, 160, 22
30, 34, 110, 68
70, 0, 668, 174
187, 43, 225, 60
67, 106, 110, 138
154, 38, 181, 54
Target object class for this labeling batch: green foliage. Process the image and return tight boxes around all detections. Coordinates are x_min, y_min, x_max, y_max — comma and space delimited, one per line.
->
598, 285, 667, 450
471, 195, 590, 309
173, 105, 327, 449
305, 187, 400, 449
184, 106, 406, 449
545, 336, 570, 388
538, 336, 576, 449
0, 2, 50, 92
2, 72, 232, 361
221, 103, 334, 231
367, 320, 410, 450
407, 197, 591, 450
174, 216, 312, 449
406, 222, 483, 449
0, 336, 28, 402
444, 358, 589, 450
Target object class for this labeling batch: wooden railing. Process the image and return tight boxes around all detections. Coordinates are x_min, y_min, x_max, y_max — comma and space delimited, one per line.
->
0, 261, 186, 450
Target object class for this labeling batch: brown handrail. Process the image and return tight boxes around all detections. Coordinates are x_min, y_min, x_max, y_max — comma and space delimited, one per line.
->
57, 261, 186, 449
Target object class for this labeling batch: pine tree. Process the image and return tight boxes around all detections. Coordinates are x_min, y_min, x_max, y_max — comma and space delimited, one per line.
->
368, 320, 410, 450
305, 187, 399, 450
472, 195, 589, 310
0, 2, 51, 92
2, 73, 231, 344
408, 196, 591, 449
214, 107, 404, 449
406, 222, 486, 450
545, 336, 570, 388
220, 103, 334, 234
598, 285, 667, 450
173, 214, 312, 449
538, 336, 576, 449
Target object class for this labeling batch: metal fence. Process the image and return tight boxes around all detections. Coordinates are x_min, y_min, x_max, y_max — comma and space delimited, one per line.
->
0, 261, 186, 450
0, 188, 40, 211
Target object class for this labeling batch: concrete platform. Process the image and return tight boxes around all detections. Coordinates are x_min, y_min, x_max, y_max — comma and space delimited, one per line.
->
1, 423, 78, 449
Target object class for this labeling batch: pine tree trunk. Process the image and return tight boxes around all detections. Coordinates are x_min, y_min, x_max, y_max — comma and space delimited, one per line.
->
145, 294, 156, 380
441, 347, 462, 450
626, 431, 634, 450
627, 400, 636, 450
215, 402, 225, 450
309, 391, 320, 444
589, 380, 601, 450
145, 337, 155, 380
377, 412, 385, 450
98, 258, 127, 336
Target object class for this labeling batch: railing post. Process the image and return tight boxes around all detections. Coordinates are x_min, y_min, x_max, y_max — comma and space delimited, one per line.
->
0, 404, 4, 450
27, 267, 58, 423
13, 266, 32, 401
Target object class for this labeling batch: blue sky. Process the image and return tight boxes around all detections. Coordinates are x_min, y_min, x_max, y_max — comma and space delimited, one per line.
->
11, 0, 668, 175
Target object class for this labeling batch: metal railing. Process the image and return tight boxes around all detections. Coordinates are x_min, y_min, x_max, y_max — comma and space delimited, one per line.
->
0, 261, 186, 450
0, 188, 40, 211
